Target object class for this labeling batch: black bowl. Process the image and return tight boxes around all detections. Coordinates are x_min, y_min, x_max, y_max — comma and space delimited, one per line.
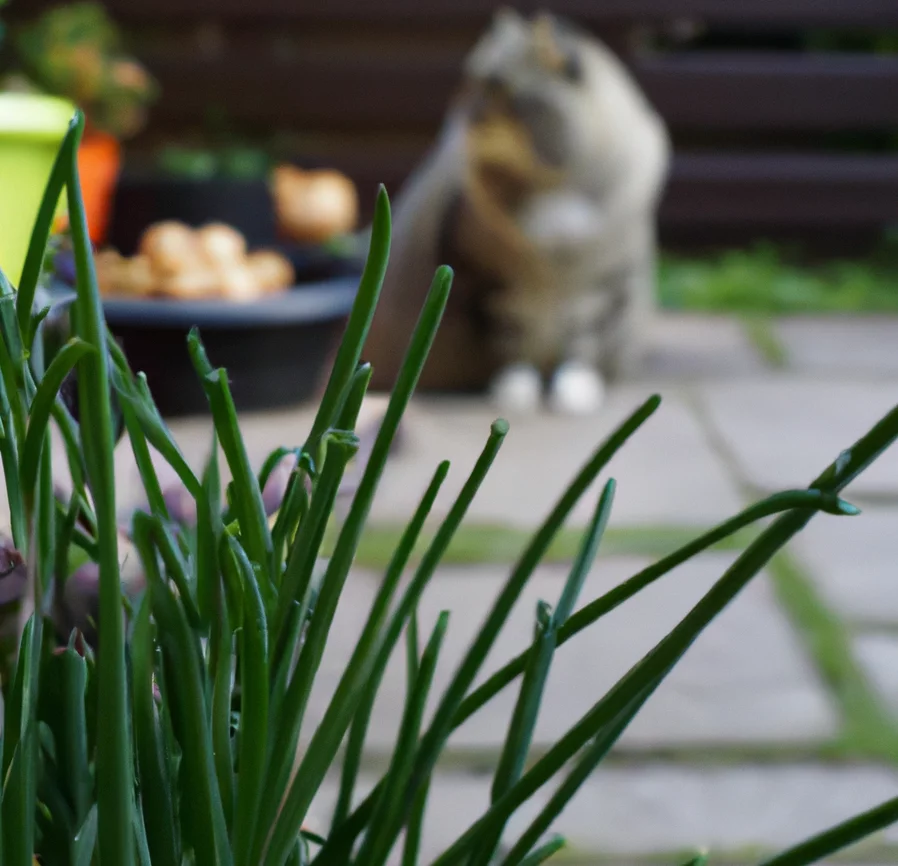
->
102, 279, 357, 417
109, 173, 277, 254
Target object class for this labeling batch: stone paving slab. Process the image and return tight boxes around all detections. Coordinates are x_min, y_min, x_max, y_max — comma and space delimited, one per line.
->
643, 314, 766, 378
774, 317, 898, 377
309, 765, 898, 860
301, 553, 837, 753
367, 390, 743, 528
854, 633, 898, 717
792, 509, 898, 625
699, 380, 898, 499
63, 387, 737, 531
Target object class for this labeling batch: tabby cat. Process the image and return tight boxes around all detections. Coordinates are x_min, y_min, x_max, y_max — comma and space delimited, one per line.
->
365, 8, 671, 413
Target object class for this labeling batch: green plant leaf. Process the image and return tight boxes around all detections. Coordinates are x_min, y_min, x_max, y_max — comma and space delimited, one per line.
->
54, 490, 82, 601
271, 431, 358, 672
455, 488, 862, 730
263, 265, 453, 866
315, 396, 661, 866
44, 638, 91, 828
210, 590, 235, 836
495, 479, 615, 796
401, 776, 430, 866
1, 619, 38, 866
335, 362, 373, 431
120, 397, 170, 522
15, 114, 80, 345
474, 480, 616, 866
188, 330, 276, 609
132, 597, 180, 866
196, 432, 222, 635
132, 512, 232, 866
72, 804, 98, 866
432, 403, 898, 866
513, 835, 565, 866
34, 435, 56, 605
498, 687, 650, 866
66, 108, 133, 866
0, 296, 25, 549
20, 338, 92, 509
356, 610, 449, 866
107, 341, 201, 498
332, 461, 449, 831
221, 535, 269, 865
756, 795, 898, 866
328, 419, 507, 856
303, 187, 390, 463
50, 397, 93, 531
152, 521, 201, 629
134, 794, 154, 866
0, 278, 29, 437
270, 453, 312, 579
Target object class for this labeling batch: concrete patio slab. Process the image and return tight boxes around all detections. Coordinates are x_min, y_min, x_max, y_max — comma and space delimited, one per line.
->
310, 765, 898, 861
775, 317, 898, 378
302, 553, 837, 754
791, 509, 898, 626
699, 380, 898, 499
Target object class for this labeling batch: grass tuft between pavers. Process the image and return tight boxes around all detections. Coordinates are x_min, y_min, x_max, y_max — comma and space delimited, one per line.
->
768, 552, 898, 763
342, 523, 756, 570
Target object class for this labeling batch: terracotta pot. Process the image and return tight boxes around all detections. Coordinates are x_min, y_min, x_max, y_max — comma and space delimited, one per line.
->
77, 131, 121, 246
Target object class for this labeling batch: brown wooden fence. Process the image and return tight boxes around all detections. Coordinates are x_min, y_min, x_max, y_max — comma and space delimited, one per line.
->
16, 0, 898, 247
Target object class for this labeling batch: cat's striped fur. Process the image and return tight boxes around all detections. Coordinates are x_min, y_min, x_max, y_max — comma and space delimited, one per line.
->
365, 9, 670, 410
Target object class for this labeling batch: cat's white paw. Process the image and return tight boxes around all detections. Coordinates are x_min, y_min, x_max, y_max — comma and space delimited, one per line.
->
490, 364, 543, 413
549, 362, 605, 415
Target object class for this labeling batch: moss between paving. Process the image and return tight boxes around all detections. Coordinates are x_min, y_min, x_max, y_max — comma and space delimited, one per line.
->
740, 316, 789, 369
557, 844, 898, 866
767, 552, 898, 763
342, 523, 753, 571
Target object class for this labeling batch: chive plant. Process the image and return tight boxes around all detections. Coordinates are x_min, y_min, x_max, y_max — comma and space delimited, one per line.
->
0, 110, 897, 866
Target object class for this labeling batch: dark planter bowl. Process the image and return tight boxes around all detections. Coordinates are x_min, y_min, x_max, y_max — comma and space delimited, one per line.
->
102, 279, 358, 417
61, 171, 367, 417
109, 173, 277, 254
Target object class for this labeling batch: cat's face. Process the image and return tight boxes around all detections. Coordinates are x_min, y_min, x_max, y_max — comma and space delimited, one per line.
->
460, 10, 592, 165
458, 9, 656, 173
465, 10, 585, 87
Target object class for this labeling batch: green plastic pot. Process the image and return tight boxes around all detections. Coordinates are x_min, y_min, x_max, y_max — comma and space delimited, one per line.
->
0, 93, 74, 286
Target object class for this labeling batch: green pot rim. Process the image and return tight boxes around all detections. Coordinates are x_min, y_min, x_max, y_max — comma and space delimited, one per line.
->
0, 93, 76, 142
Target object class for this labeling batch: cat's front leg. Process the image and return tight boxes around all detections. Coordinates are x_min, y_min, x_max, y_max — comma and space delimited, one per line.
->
483, 286, 548, 413
545, 285, 616, 415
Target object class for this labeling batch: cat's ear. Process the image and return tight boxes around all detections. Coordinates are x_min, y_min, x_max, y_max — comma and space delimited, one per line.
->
533, 12, 584, 83
493, 7, 527, 35
532, 13, 567, 72
490, 6, 529, 41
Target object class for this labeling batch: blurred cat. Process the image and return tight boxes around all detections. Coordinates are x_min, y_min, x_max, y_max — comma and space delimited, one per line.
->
365, 8, 670, 413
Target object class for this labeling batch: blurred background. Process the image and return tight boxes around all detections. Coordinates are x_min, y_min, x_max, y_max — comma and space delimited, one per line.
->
8, 0, 898, 309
